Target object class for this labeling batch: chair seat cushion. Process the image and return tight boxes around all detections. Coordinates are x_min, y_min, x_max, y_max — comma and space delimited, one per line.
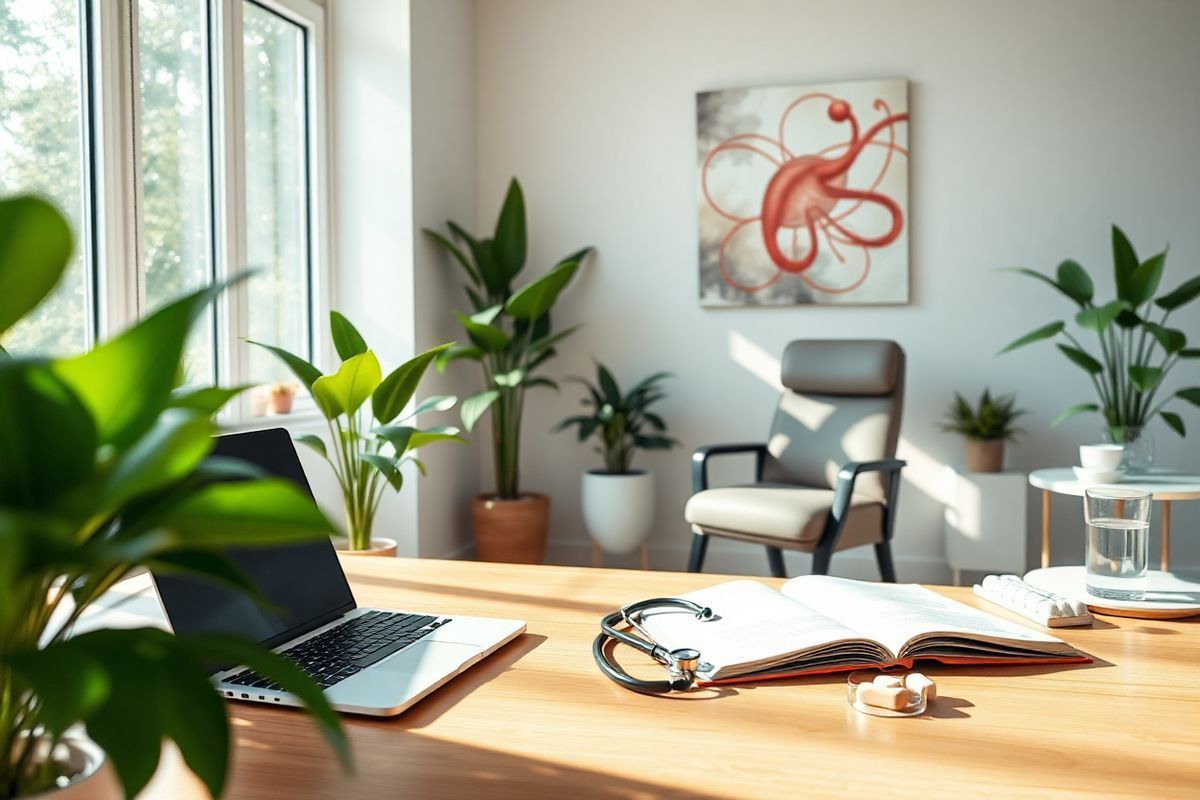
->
684, 483, 884, 551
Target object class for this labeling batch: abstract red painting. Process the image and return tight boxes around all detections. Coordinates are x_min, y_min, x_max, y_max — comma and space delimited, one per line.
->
697, 79, 910, 306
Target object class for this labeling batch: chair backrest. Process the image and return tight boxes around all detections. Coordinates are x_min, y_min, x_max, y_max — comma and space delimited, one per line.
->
762, 340, 905, 502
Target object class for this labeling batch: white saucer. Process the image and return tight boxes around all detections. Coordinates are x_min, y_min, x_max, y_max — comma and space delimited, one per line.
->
1072, 466, 1125, 484
1024, 566, 1200, 619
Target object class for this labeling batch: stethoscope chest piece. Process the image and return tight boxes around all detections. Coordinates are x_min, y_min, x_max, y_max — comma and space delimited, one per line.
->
593, 598, 714, 694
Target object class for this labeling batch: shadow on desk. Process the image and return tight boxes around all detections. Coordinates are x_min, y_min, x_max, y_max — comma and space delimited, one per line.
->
350, 574, 614, 616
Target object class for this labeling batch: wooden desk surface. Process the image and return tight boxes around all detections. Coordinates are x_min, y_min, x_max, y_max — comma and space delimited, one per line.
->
143, 558, 1200, 799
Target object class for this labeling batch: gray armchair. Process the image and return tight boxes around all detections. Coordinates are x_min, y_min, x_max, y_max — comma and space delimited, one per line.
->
684, 340, 906, 581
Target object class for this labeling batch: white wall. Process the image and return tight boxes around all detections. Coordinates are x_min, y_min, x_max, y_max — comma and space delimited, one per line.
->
471, 0, 1200, 579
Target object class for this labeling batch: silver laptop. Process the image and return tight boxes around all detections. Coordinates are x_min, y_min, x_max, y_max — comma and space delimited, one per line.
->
150, 428, 525, 717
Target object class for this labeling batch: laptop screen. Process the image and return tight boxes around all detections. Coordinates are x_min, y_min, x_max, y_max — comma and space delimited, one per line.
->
151, 428, 356, 654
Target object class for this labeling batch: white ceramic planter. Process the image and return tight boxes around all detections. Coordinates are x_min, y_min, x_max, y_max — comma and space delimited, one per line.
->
581, 470, 656, 555
26, 731, 120, 800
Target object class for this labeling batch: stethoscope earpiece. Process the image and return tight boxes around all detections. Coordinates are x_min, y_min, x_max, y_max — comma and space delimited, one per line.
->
593, 599, 713, 694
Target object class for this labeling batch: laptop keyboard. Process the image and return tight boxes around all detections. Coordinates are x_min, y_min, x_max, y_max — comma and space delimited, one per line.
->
223, 610, 448, 692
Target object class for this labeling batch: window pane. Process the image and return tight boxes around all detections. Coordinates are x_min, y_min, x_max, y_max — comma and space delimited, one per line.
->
0, 0, 90, 355
138, 0, 216, 384
243, 2, 311, 386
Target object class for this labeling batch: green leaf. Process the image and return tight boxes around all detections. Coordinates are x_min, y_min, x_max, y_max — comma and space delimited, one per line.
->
1181, 348, 1200, 359
461, 390, 499, 432
169, 384, 253, 416
330, 311, 368, 361
492, 178, 527, 281
1075, 300, 1128, 333
408, 457, 428, 477
153, 479, 334, 545
1051, 403, 1099, 426
435, 344, 484, 372
1112, 224, 1139, 301
505, 250, 590, 320
1128, 365, 1163, 392
373, 425, 415, 455
634, 435, 677, 450
454, 310, 510, 353
494, 369, 526, 387
1054, 259, 1093, 304
7, 644, 110, 735
101, 409, 215, 510
1161, 411, 1186, 437
597, 364, 621, 404
156, 645, 232, 799
144, 549, 263, 600
371, 343, 453, 424
528, 324, 581, 357
312, 351, 383, 418
0, 361, 97, 509
294, 433, 327, 459
1114, 308, 1142, 329
423, 228, 482, 286
54, 282, 229, 448
1176, 387, 1200, 407
1056, 344, 1103, 374
525, 377, 559, 392
1126, 251, 1166, 306
0, 195, 75, 337
247, 341, 323, 390
1145, 323, 1186, 354
1156, 274, 1200, 311
448, 222, 505, 296
411, 394, 457, 416
408, 425, 465, 449
1002, 267, 1085, 307
361, 453, 404, 491
999, 321, 1065, 353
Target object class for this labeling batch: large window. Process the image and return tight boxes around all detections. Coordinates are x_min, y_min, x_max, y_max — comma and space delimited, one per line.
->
0, 0, 327, 416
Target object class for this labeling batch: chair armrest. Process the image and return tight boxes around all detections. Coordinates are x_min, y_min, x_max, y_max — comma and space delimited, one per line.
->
828, 458, 907, 534
691, 443, 769, 493
836, 459, 906, 483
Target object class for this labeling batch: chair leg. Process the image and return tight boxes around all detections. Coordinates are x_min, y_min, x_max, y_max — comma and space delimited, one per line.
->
687, 533, 709, 573
875, 541, 897, 582
766, 546, 786, 578
811, 544, 832, 576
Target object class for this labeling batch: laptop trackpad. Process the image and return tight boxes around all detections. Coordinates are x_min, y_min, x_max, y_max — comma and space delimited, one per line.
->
379, 641, 480, 675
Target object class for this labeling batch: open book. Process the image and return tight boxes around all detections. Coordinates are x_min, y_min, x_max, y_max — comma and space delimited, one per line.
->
640, 576, 1089, 684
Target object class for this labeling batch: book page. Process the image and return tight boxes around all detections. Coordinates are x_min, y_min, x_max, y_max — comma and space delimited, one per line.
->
638, 580, 883, 678
780, 576, 1071, 658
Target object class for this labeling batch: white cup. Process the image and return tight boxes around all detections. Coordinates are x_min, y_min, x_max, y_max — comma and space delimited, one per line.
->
1079, 444, 1124, 471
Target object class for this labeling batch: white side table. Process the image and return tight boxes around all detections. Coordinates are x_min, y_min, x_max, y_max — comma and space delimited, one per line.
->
1028, 469, 1200, 570
943, 468, 1027, 585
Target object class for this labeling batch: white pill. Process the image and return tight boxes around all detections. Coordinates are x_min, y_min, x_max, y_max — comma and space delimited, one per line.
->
904, 673, 937, 702
872, 675, 903, 688
857, 684, 910, 711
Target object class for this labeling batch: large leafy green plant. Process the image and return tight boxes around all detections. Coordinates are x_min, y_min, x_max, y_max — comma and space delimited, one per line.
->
1001, 225, 1200, 438
555, 365, 676, 474
252, 317, 460, 551
424, 178, 592, 500
0, 195, 348, 798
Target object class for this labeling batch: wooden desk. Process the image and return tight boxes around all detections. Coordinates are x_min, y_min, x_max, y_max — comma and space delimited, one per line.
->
140, 558, 1200, 799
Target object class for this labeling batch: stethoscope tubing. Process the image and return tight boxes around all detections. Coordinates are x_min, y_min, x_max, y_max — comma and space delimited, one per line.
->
593, 597, 711, 694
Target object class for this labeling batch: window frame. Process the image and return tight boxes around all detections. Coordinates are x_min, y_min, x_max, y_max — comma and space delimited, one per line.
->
86, 0, 332, 422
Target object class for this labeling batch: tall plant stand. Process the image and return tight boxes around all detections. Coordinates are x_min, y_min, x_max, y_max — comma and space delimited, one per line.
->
1028, 469, 1200, 570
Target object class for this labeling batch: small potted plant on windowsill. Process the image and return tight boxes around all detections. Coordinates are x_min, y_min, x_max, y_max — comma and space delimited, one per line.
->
940, 388, 1025, 473
267, 380, 298, 415
556, 365, 676, 564
253, 313, 462, 556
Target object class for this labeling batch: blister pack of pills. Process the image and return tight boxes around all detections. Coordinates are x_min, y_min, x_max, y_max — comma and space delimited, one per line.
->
973, 574, 1094, 628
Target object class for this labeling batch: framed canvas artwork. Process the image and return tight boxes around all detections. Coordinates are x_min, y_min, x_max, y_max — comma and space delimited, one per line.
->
697, 79, 910, 307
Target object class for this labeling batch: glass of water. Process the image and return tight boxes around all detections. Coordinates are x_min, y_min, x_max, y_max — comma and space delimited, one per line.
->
1084, 487, 1151, 600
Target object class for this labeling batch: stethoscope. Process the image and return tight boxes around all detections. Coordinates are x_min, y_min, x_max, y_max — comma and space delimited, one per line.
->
592, 597, 714, 694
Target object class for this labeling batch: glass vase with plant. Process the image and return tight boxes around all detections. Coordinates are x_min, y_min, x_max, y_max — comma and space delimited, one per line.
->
940, 388, 1025, 473
555, 364, 676, 559
0, 195, 348, 798
1001, 225, 1200, 469
424, 178, 592, 562
252, 314, 461, 553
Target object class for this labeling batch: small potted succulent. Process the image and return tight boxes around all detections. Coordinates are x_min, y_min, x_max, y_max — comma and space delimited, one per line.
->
940, 388, 1025, 473
252, 313, 462, 556
267, 380, 298, 414
556, 365, 676, 560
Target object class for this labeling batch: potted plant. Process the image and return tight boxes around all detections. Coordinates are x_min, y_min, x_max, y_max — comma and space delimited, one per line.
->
267, 380, 298, 414
556, 365, 676, 561
0, 195, 348, 798
940, 389, 1025, 473
1001, 226, 1200, 470
252, 313, 461, 556
424, 178, 593, 563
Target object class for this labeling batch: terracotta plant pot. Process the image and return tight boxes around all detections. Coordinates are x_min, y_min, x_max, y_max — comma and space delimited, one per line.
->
471, 493, 549, 564
965, 439, 1005, 473
333, 537, 398, 557
268, 392, 294, 414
